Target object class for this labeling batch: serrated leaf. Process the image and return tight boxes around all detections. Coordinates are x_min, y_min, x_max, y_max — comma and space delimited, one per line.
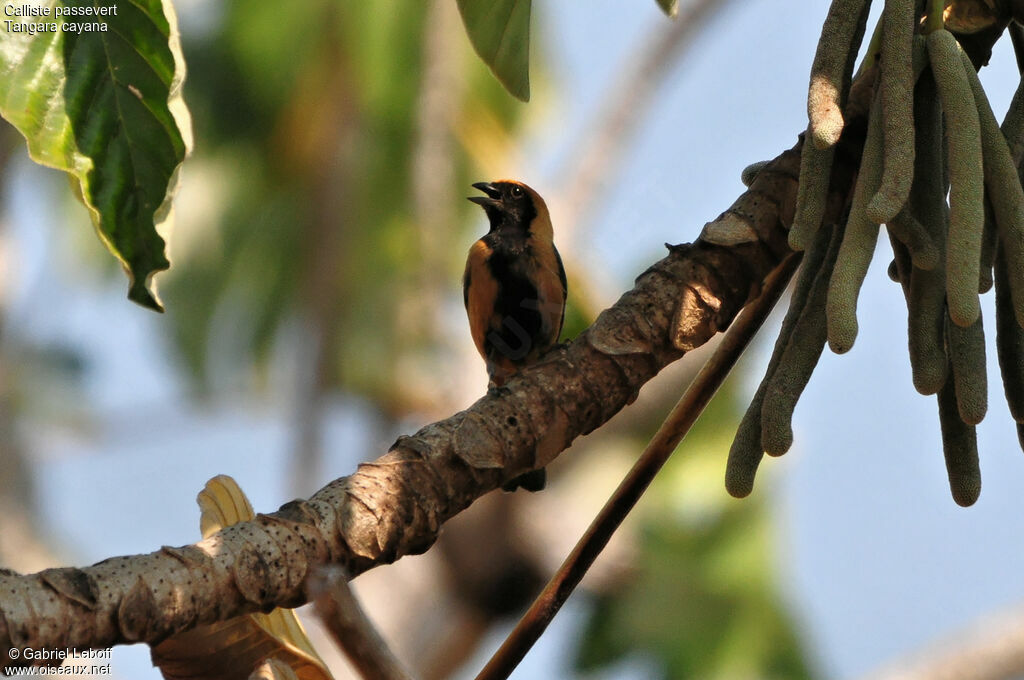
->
0, 0, 192, 311
456, 0, 531, 102
656, 0, 679, 17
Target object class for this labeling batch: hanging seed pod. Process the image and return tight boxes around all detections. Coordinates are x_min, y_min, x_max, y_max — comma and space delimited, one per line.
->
741, 160, 771, 187
888, 232, 912, 291
808, 0, 873, 149
906, 69, 949, 395
908, 272, 949, 394
946, 313, 988, 425
826, 87, 885, 354
928, 30, 984, 328
960, 50, 1024, 328
790, 139, 835, 251
908, 275, 948, 394
726, 225, 834, 497
867, 0, 917, 223
761, 223, 844, 455
886, 208, 939, 271
995, 248, 1024, 423
725, 383, 770, 499
1002, 76, 1024, 165
887, 258, 901, 283
937, 376, 981, 507
979, 196, 997, 294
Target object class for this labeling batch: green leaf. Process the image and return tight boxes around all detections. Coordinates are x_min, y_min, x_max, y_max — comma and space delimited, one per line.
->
656, 0, 679, 17
456, 0, 531, 102
0, 0, 192, 311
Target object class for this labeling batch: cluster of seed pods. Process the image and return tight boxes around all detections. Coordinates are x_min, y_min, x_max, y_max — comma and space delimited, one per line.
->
726, 0, 1024, 506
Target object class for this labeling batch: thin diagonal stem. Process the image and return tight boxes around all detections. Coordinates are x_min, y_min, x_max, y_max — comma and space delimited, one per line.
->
926, 0, 945, 32
312, 566, 414, 680
474, 252, 803, 680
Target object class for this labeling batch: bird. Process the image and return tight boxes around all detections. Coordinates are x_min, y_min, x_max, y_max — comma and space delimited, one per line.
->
464, 180, 567, 492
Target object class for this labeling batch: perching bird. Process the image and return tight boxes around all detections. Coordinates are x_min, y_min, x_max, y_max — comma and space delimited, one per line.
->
464, 180, 567, 492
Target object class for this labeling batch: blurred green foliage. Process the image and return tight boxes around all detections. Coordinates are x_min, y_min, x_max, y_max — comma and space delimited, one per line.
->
164, 1, 523, 411
576, 382, 813, 680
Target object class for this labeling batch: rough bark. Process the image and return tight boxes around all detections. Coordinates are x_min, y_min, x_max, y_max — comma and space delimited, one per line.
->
0, 147, 805, 664
0, 48, 884, 665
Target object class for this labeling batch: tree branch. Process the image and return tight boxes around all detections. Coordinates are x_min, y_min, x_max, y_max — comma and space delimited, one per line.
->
0, 59, 885, 663
0, 150, 801, 662
311, 566, 413, 680
859, 605, 1024, 680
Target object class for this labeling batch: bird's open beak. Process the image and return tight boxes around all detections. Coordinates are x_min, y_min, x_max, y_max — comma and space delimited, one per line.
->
468, 181, 501, 207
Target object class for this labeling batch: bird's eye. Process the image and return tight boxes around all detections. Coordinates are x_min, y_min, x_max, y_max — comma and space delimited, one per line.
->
510, 185, 523, 198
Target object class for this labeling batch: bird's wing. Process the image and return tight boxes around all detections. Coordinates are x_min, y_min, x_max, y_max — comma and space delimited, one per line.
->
464, 238, 498, 360
530, 238, 568, 342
